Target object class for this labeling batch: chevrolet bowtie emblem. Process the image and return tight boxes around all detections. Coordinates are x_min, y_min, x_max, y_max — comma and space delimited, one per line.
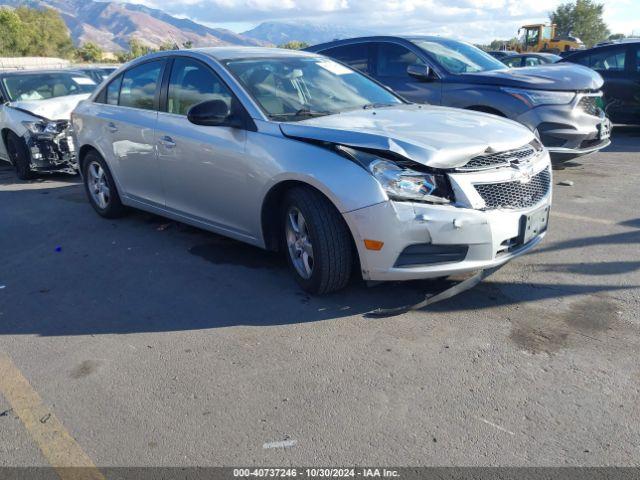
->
513, 162, 534, 183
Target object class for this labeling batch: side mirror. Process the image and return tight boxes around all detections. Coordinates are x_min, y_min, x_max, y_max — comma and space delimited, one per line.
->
407, 64, 432, 82
187, 99, 240, 127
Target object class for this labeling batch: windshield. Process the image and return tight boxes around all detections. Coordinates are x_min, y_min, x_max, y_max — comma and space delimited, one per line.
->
224, 56, 403, 121
411, 39, 508, 74
2, 72, 96, 102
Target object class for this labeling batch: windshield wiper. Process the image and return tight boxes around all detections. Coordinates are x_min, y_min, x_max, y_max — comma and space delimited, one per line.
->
269, 108, 333, 121
362, 102, 398, 110
293, 107, 332, 117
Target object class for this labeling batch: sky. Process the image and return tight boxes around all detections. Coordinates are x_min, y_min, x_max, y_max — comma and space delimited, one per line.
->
136, 0, 639, 43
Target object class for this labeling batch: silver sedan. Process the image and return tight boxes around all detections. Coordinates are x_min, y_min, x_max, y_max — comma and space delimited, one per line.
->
71, 48, 552, 294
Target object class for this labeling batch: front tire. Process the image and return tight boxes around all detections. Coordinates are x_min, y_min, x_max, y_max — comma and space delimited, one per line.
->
282, 187, 353, 294
82, 150, 126, 218
6, 132, 33, 180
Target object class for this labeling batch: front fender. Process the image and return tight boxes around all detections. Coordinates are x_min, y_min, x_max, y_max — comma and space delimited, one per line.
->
443, 84, 531, 120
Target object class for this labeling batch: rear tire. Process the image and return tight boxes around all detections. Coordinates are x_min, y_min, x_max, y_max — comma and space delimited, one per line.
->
6, 132, 33, 180
82, 150, 126, 218
281, 186, 353, 294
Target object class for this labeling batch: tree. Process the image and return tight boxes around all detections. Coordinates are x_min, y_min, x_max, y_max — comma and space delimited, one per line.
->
116, 38, 154, 62
183, 40, 194, 49
0, 8, 30, 56
279, 40, 309, 50
158, 41, 179, 51
15, 6, 75, 57
487, 38, 519, 51
76, 42, 103, 62
0, 6, 74, 58
608, 33, 626, 41
550, 0, 609, 47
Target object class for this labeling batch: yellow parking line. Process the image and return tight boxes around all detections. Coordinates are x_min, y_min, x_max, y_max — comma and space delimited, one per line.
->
0, 353, 105, 480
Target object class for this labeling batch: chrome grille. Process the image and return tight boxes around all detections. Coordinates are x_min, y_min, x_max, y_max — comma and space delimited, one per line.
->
578, 96, 601, 117
458, 145, 537, 172
475, 168, 551, 209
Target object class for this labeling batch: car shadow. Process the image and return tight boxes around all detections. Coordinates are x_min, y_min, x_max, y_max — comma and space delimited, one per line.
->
1, 172, 638, 336
603, 125, 640, 153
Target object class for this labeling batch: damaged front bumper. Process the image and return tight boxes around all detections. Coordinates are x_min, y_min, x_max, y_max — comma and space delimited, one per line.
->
343, 151, 553, 282
345, 200, 549, 281
24, 120, 78, 174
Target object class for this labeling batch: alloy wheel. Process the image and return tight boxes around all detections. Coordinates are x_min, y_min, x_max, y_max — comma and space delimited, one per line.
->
87, 161, 111, 209
285, 207, 314, 279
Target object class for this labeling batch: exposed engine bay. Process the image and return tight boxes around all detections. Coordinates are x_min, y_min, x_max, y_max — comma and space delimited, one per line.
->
17, 114, 78, 174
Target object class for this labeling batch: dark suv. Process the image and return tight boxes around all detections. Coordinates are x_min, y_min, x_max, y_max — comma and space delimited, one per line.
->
307, 36, 611, 159
561, 40, 640, 125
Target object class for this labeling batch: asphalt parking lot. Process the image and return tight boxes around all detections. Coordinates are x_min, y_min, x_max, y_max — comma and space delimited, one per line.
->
0, 127, 639, 468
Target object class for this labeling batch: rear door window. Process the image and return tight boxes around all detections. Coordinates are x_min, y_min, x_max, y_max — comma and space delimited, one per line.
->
588, 47, 626, 71
524, 56, 543, 67
106, 74, 122, 105
320, 43, 371, 73
503, 57, 522, 68
119, 60, 164, 110
569, 53, 590, 67
374, 42, 424, 77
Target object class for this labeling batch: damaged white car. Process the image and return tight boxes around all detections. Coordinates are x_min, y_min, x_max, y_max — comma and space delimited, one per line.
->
0, 70, 97, 179
72, 49, 552, 295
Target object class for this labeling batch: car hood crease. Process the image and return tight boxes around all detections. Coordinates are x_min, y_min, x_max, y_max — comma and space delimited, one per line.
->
459, 64, 604, 91
279, 104, 535, 169
7, 94, 91, 121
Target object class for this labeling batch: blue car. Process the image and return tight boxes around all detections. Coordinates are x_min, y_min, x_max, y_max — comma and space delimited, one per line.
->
307, 36, 611, 159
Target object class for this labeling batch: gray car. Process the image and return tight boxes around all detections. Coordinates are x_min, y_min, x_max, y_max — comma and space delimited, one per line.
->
501, 53, 562, 68
71, 48, 552, 294
306, 36, 611, 160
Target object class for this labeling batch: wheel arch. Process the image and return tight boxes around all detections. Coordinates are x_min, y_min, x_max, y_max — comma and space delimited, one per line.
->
260, 179, 357, 255
77, 144, 101, 174
1, 128, 22, 164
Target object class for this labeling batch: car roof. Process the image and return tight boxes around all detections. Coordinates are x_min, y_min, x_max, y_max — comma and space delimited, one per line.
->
77, 65, 118, 70
193, 47, 320, 61
573, 39, 640, 53
306, 35, 475, 53
595, 38, 640, 46
0, 69, 93, 78
509, 52, 559, 58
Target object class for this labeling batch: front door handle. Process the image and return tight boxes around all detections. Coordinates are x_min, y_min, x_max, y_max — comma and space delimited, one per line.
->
159, 136, 176, 148
106, 122, 118, 133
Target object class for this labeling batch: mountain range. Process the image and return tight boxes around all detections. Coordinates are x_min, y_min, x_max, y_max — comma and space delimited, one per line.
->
0, 0, 375, 52
241, 21, 375, 46
1, 0, 266, 51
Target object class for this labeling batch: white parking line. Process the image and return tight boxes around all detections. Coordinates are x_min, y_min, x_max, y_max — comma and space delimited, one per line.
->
476, 417, 515, 436
551, 211, 621, 227
263, 439, 297, 449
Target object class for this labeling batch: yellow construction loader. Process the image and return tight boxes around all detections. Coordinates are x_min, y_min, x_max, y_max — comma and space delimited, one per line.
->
518, 24, 585, 54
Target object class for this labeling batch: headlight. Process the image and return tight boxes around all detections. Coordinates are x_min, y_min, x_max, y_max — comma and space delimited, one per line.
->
501, 87, 575, 107
22, 120, 63, 136
337, 146, 453, 204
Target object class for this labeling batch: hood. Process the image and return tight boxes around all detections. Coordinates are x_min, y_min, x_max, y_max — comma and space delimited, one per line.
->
7, 94, 91, 121
279, 104, 535, 169
458, 64, 603, 91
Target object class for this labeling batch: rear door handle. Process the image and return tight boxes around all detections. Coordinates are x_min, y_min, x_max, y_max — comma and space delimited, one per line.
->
159, 135, 176, 148
106, 122, 118, 133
